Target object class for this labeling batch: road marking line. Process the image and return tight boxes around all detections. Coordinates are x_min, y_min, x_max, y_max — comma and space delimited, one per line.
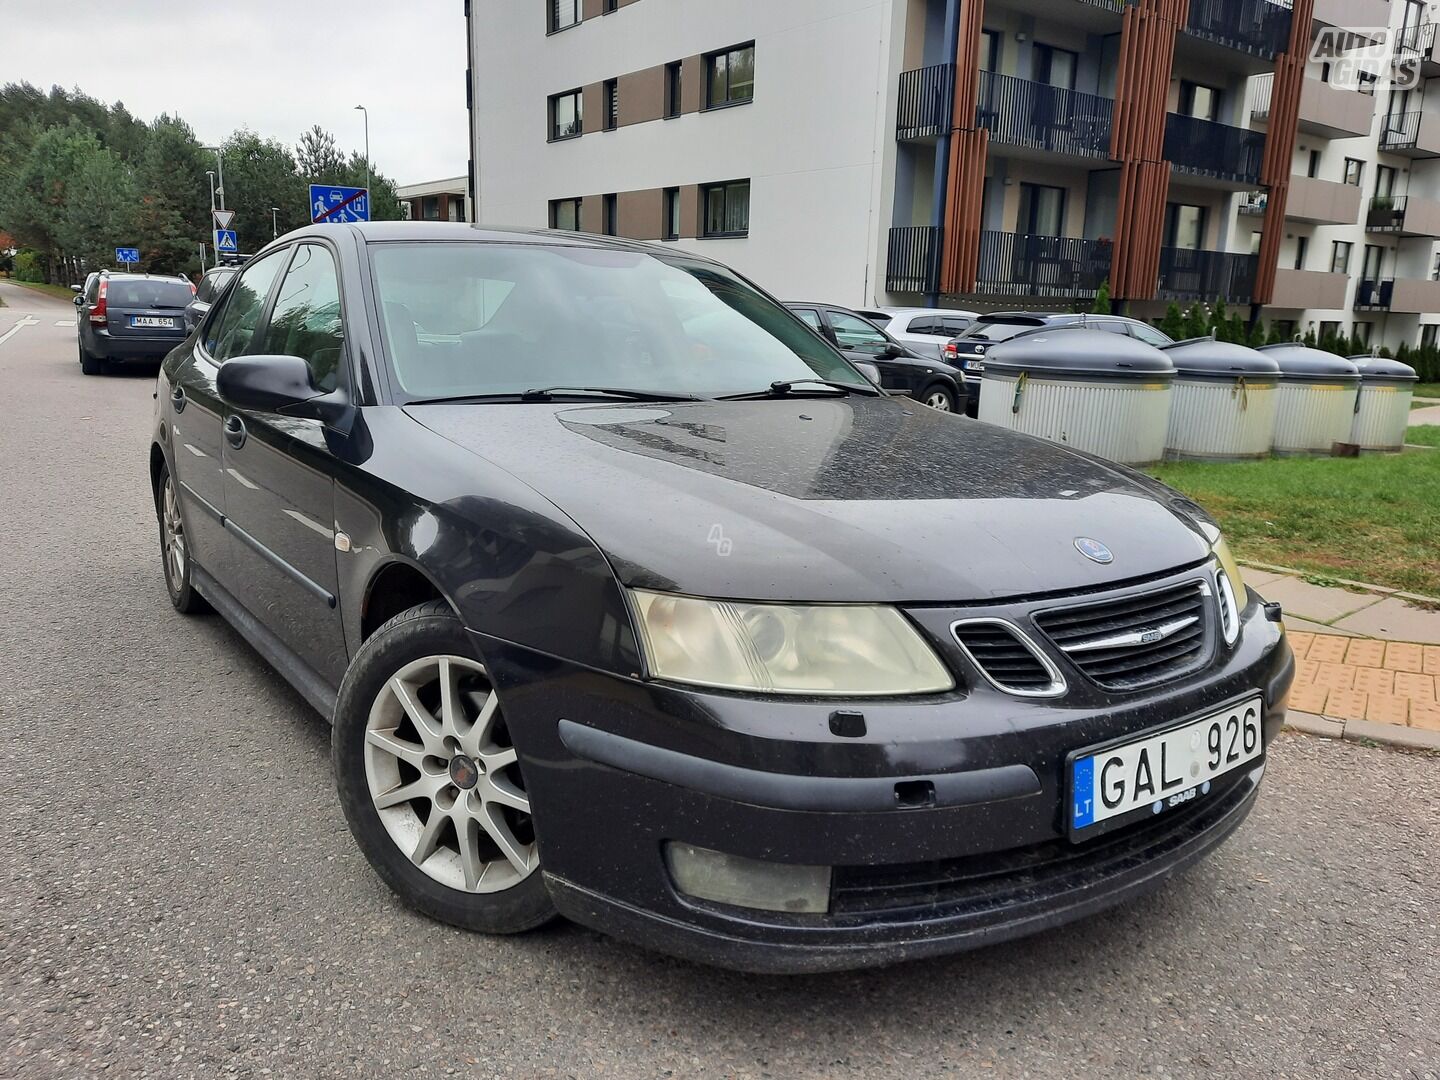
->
0, 316, 40, 348
55, 320, 71, 327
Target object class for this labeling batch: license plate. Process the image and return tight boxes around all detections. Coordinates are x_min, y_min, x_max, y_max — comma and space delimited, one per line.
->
1069, 696, 1262, 835
965, 358, 984, 372
130, 316, 175, 328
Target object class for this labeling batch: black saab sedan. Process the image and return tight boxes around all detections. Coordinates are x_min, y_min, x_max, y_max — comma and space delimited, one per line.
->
150, 223, 1293, 973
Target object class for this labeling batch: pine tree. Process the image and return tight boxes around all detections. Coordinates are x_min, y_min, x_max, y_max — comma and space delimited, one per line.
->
1184, 303, 1209, 340
1090, 278, 1112, 315
1159, 302, 1185, 341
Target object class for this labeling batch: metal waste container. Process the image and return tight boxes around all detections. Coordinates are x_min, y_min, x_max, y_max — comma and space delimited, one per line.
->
1348, 355, 1418, 452
1255, 344, 1361, 455
978, 328, 1175, 465
1162, 339, 1280, 461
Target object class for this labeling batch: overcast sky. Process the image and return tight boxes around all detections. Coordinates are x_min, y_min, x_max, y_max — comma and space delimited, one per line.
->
5, 0, 469, 185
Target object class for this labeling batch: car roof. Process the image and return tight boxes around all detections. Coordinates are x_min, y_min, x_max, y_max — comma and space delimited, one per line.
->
99, 271, 187, 282
880, 307, 979, 316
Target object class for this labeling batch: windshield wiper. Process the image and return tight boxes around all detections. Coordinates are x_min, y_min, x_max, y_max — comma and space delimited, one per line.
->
718, 378, 881, 401
519, 385, 702, 402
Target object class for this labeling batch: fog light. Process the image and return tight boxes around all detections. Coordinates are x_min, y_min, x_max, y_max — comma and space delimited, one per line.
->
664, 842, 831, 914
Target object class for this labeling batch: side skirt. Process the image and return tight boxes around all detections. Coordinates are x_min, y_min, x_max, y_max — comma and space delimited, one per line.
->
192, 564, 338, 721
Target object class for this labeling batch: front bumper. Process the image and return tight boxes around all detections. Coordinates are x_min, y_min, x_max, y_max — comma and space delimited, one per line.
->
479, 592, 1292, 973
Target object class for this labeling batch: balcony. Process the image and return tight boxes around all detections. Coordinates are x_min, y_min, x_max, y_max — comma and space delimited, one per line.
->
1354, 278, 1393, 311
1239, 191, 1268, 217
1395, 21, 1440, 78
1269, 268, 1349, 310
886, 225, 940, 294
896, 64, 954, 140
1365, 194, 1440, 237
975, 72, 1115, 162
1164, 113, 1266, 186
1379, 111, 1440, 158
975, 231, 1113, 299
1182, 0, 1293, 62
1390, 278, 1440, 314
1158, 247, 1257, 303
1285, 175, 1362, 226
1251, 73, 1375, 140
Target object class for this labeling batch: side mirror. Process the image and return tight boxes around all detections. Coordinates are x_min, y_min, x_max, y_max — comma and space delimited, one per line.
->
883, 342, 905, 358
70, 284, 82, 293
852, 360, 882, 386
72, 294, 84, 307
217, 354, 348, 423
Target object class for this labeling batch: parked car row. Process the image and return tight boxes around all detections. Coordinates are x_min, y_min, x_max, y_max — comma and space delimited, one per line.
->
144, 222, 1292, 974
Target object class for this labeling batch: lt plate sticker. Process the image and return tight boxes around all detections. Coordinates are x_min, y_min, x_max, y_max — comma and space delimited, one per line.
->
1071, 698, 1262, 830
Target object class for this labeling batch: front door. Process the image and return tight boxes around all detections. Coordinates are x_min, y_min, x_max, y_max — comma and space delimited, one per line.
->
171, 250, 287, 582
825, 309, 916, 395
220, 242, 350, 687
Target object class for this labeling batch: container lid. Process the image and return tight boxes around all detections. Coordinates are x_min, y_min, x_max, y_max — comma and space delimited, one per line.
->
983, 327, 1175, 380
1348, 355, 1419, 383
1162, 338, 1281, 379
1255, 344, 1360, 382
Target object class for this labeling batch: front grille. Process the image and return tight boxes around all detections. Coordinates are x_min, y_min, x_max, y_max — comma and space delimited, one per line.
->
830, 772, 1248, 916
952, 619, 1063, 696
1035, 580, 1210, 691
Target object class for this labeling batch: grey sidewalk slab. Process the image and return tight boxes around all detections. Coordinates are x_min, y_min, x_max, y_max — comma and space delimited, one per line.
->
1331, 596, 1440, 644
1409, 404, 1440, 426
1241, 567, 1289, 588
1283, 616, 1362, 637
1284, 711, 1440, 751
1259, 576, 1385, 624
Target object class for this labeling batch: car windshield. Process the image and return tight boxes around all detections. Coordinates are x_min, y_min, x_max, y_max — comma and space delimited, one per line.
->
108, 280, 192, 309
369, 242, 864, 400
959, 319, 1048, 343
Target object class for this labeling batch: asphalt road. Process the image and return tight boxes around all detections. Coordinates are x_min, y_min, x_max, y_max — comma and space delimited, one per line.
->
1, 276, 1438, 1079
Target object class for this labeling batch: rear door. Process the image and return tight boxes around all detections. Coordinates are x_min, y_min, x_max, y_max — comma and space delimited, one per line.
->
824, 308, 920, 395
220, 241, 350, 686
106, 277, 194, 348
170, 251, 288, 582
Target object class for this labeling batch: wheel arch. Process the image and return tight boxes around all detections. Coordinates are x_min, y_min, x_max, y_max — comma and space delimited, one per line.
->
149, 442, 169, 515
360, 558, 462, 642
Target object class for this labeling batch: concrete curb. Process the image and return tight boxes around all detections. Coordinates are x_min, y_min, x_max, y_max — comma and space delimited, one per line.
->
1239, 560, 1440, 609
1284, 710, 1440, 751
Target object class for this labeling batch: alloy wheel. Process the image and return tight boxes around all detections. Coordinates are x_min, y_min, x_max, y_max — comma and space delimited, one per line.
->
924, 389, 953, 412
363, 655, 537, 894
162, 475, 187, 588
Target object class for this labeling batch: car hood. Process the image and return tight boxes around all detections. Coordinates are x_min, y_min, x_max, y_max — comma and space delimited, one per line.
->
406, 397, 1211, 603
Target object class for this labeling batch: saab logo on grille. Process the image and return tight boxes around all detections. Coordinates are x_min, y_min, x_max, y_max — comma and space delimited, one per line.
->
1073, 537, 1113, 564
1138, 628, 1163, 644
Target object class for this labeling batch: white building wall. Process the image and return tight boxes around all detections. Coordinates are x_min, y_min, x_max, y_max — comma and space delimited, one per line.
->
471, 0, 904, 307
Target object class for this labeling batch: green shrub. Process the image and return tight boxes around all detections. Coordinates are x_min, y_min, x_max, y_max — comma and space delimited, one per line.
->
13, 251, 43, 283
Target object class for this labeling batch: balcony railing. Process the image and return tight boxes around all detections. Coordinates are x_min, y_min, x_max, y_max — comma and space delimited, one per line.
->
975, 71, 1115, 159
1366, 195, 1407, 231
1164, 113, 1266, 185
1380, 111, 1426, 152
1184, 0, 1293, 59
1251, 73, 1274, 121
1239, 191, 1269, 216
977, 231, 1114, 298
896, 64, 954, 140
1354, 278, 1394, 310
1158, 247, 1258, 303
886, 225, 941, 294
1394, 20, 1437, 58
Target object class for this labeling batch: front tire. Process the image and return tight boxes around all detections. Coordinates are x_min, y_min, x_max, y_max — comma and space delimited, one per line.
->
921, 384, 957, 412
333, 601, 556, 934
157, 464, 209, 614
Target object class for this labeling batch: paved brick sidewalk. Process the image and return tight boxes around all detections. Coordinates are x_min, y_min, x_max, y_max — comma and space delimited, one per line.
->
1285, 631, 1440, 733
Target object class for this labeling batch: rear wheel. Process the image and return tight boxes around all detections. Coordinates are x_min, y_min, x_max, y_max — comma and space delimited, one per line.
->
78, 340, 105, 376
157, 464, 209, 614
921, 384, 957, 412
333, 601, 556, 934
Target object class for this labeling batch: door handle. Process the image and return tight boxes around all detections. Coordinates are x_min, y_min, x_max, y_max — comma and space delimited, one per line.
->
170, 385, 186, 413
223, 414, 247, 449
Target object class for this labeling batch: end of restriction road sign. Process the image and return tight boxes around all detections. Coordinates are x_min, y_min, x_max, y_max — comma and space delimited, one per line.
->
310, 184, 370, 224
115, 246, 140, 264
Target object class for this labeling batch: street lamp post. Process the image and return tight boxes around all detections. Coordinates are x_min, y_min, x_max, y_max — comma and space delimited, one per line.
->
206, 170, 217, 262
270, 207, 280, 239
354, 105, 370, 205
203, 146, 226, 211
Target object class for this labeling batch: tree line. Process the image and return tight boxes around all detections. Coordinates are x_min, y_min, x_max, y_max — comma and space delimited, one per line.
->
0, 82, 401, 284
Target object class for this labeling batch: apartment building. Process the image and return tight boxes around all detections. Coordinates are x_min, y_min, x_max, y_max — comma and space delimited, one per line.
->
465, 0, 1440, 350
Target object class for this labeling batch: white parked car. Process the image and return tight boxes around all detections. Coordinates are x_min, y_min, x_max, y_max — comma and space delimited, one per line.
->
855, 307, 979, 360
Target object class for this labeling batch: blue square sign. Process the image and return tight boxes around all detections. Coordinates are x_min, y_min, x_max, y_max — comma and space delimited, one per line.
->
310, 184, 370, 224
115, 247, 140, 264
214, 229, 238, 254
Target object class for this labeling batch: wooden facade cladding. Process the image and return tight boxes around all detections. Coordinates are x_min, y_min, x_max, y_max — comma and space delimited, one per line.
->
1107, 0, 1188, 300
938, 0, 988, 294
1253, 0, 1315, 305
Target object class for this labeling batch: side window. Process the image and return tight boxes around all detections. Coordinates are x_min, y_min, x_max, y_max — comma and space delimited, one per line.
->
85, 275, 100, 302
195, 277, 214, 303
906, 317, 938, 335
829, 310, 890, 352
1131, 323, 1172, 347
1094, 320, 1132, 336
260, 244, 345, 393
204, 250, 286, 361
792, 307, 823, 330
941, 316, 973, 336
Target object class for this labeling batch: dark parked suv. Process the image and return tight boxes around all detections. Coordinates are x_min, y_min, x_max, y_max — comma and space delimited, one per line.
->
151, 223, 1292, 973
75, 271, 195, 374
185, 264, 240, 332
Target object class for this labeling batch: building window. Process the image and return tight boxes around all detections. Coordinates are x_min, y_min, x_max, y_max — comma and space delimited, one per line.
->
549, 89, 582, 140
602, 193, 617, 236
447, 197, 461, 222
1422, 324, 1438, 350
1330, 241, 1353, 274
705, 43, 755, 109
702, 179, 750, 237
603, 79, 619, 131
1164, 203, 1207, 250
663, 187, 681, 240
1353, 321, 1373, 346
1307, 150, 1321, 178
1272, 319, 1296, 341
1375, 164, 1397, 198
1179, 80, 1219, 121
664, 61, 682, 118
1343, 157, 1364, 186
1017, 183, 1065, 236
422, 195, 440, 220
1249, 231, 1262, 255
550, 197, 582, 231
549, 0, 579, 33
602, 0, 617, 11
1294, 235, 1308, 270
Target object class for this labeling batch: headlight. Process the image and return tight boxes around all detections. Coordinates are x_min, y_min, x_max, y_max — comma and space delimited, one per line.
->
630, 590, 954, 696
